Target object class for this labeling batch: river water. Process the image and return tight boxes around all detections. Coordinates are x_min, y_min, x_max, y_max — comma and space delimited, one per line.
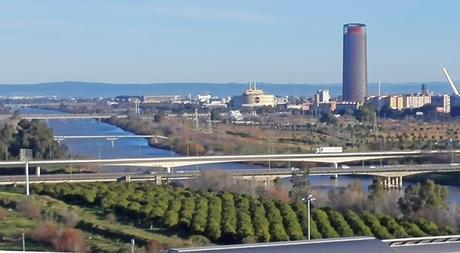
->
17, 108, 460, 203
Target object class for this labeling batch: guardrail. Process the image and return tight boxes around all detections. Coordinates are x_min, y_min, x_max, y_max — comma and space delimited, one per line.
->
384, 235, 460, 247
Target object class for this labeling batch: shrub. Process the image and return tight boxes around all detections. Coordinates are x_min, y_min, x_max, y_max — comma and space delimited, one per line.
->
146, 240, 165, 253
362, 212, 394, 239
0, 207, 7, 220
220, 193, 237, 241
54, 228, 86, 252
235, 196, 254, 240
206, 194, 222, 241
264, 200, 289, 241
312, 209, 339, 238
343, 210, 373, 236
379, 216, 408, 238
399, 220, 426, 237
293, 202, 322, 239
191, 197, 208, 234
179, 197, 195, 228
416, 218, 440, 235
277, 202, 303, 240
189, 235, 211, 247
105, 213, 117, 224
163, 198, 182, 227
60, 209, 80, 227
249, 198, 270, 242
327, 210, 354, 237
16, 198, 41, 219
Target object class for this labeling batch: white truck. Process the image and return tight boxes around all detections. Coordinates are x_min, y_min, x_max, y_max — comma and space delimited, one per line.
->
315, 146, 343, 154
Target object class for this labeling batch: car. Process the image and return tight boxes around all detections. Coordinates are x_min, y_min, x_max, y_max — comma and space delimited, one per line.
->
341, 165, 350, 169
369, 165, 376, 169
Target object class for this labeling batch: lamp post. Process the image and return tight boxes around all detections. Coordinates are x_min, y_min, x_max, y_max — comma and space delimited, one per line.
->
22, 232, 25, 252
302, 194, 316, 240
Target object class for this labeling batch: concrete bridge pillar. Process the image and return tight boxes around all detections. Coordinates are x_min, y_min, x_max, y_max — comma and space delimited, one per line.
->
376, 175, 404, 190
155, 176, 163, 185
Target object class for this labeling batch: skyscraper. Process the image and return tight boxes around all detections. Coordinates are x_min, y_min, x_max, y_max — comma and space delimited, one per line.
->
342, 23, 368, 102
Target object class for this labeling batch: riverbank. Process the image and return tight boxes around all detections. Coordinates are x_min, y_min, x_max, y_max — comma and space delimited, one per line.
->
103, 116, 312, 169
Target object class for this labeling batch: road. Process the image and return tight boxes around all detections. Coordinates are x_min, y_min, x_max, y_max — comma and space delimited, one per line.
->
1, 163, 460, 185
19, 114, 127, 120
0, 150, 458, 169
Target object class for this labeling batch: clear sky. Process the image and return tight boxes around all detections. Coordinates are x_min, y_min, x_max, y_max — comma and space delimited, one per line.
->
0, 0, 459, 84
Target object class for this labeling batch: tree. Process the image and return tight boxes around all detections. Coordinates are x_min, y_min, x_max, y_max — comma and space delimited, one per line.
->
289, 168, 311, 202
354, 105, 376, 123
319, 113, 337, 125
398, 180, 448, 216
153, 111, 164, 123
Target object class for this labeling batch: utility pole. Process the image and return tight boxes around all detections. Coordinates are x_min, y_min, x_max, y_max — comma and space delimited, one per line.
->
195, 108, 199, 129
208, 114, 213, 133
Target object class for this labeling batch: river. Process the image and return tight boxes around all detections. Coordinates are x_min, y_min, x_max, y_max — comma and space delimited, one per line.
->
17, 108, 460, 204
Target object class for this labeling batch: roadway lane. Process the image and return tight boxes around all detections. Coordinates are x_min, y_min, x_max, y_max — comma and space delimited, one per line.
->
391, 242, 460, 253
1, 163, 460, 185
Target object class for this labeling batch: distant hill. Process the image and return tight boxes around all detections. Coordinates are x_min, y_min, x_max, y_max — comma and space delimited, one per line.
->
0, 81, 456, 98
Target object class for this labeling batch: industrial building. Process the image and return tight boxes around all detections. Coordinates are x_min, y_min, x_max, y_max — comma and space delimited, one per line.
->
342, 23, 368, 102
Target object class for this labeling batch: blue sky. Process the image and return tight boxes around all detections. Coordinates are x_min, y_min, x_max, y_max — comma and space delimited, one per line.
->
0, 0, 459, 84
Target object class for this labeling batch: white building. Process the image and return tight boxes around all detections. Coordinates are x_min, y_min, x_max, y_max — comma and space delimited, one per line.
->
231, 82, 276, 108
314, 89, 331, 105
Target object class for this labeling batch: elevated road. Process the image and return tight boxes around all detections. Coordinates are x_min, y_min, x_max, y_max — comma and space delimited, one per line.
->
20, 114, 127, 120
1, 163, 460, 185
1, 149, 457, 195
0, 150, 456, 169
53, 135, 168, 140
53, 134, 169, 146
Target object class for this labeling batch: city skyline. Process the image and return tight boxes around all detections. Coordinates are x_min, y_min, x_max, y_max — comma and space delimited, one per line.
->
0, 0, 459, 84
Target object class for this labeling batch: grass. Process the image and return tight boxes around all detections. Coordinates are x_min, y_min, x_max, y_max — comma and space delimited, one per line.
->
0, 190, 191, 252
0, 210, 39, 237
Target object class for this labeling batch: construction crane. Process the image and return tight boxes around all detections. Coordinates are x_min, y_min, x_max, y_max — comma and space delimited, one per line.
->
442, 66, 460, 96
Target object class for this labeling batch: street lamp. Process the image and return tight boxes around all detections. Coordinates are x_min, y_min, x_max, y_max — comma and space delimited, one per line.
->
302, 194, 316, 240
131, 238, 135, 253
22, 232, 25, 252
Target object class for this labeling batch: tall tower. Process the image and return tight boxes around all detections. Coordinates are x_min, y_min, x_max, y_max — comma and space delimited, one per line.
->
342, 23, 368, 102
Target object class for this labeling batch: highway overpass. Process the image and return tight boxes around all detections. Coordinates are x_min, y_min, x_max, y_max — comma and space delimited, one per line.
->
1, 164, 460, 189
0, 149, 458, 195
0, 150, 456, 169
53, 134, 169, 146
19, 114, 127, 120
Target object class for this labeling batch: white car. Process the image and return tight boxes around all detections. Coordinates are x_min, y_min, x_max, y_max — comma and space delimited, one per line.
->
341, 165, 350, 169
369, 165, 376, 169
